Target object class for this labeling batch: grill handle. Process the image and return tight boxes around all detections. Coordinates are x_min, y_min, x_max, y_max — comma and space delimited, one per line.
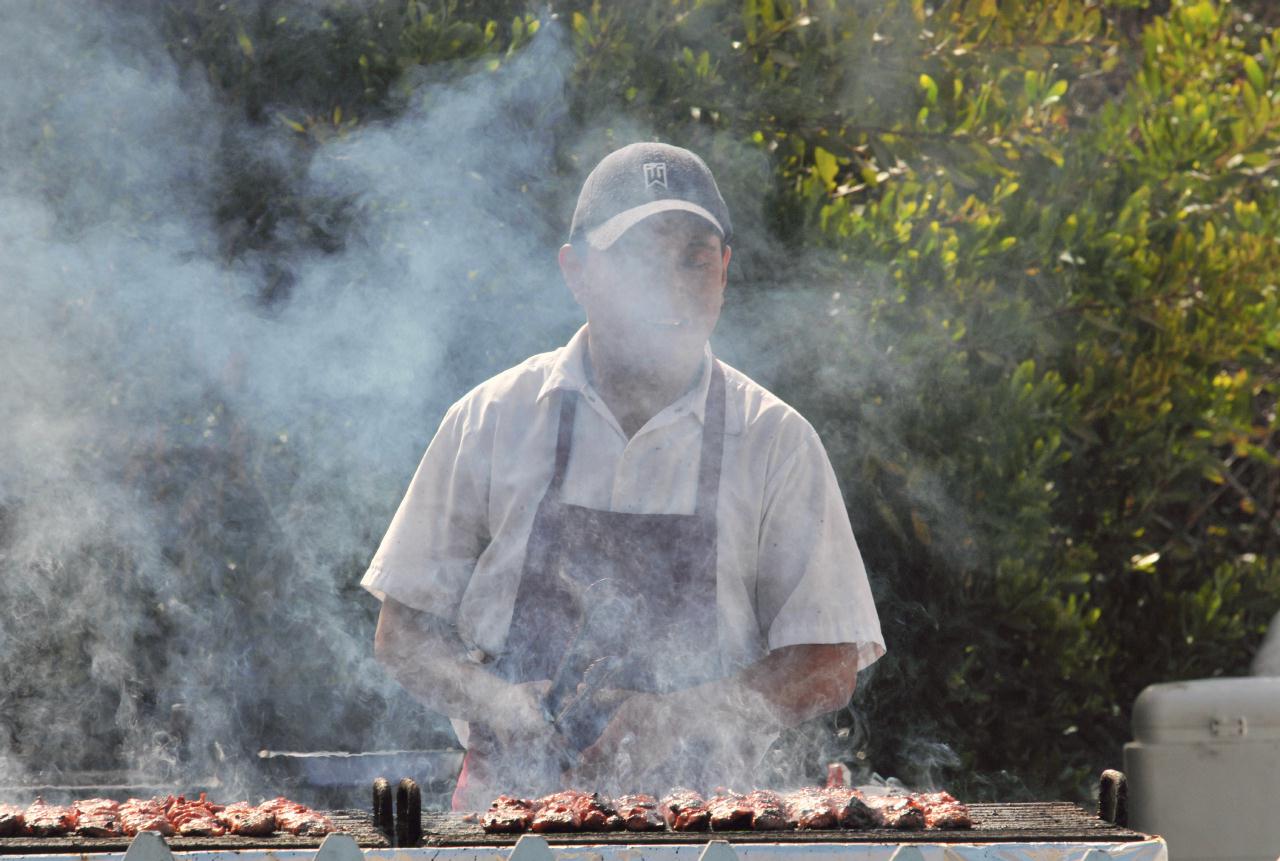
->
396, 777, 423, 846
1098, 768, 1128, 826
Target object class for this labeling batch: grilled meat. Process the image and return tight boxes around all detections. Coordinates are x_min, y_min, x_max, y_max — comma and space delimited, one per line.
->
216, 802, 276, 837
822, 787, 875, 828
119, 798, 174, 836
707, 793, 753, 831
860, 794, 925, 830
481, 795, 535, 834
613, 794, 664, 832
528, 791, 621, 833
744, 790, 787, 831
72, 799, 123, 837
782, 788, 837, 830
0, 804, 27, 837
23, 798, 78, 837
661, 788, 709, 831
912, 791, 972, 830
529, 792, 581, 833
166, 794, 226, 837
259, 797, 334, 836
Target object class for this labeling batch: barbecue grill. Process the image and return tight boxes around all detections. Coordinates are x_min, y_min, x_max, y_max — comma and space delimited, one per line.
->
0, 772, 1167, 861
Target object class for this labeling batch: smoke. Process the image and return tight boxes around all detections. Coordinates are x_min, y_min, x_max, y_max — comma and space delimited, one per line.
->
0, 0, 986, 807
0, 0, 579, 801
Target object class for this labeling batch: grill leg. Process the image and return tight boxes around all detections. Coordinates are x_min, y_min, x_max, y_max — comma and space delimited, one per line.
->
698, 840, 739, 861
315, 833, 364, 861
509, 834, 555, 861
123, 832, 175, 861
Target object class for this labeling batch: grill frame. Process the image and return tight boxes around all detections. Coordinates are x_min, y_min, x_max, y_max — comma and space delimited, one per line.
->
415, 803, 1149, 847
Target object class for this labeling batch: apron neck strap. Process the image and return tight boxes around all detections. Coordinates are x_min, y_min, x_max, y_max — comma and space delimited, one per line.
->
695, 360, 726, 518
548, 360, 727, 515
548, 390, 578, 497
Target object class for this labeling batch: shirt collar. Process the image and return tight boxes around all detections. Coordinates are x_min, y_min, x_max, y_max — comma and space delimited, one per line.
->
537, 325, 717, 425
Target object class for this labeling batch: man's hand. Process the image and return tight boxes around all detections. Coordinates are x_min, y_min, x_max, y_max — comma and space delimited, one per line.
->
570, 691, 682, 788
488, 680, 555, 748
569, 644, 863, 787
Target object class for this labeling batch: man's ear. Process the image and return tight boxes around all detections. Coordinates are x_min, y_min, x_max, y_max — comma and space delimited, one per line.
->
721, 243, 732, 288
559, 243, 588, 306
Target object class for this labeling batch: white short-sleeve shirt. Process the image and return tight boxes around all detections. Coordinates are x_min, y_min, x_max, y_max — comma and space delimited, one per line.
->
362, 326, 885, 728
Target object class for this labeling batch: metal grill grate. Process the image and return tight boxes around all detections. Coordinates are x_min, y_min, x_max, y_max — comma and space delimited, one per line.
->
416, 803, 1148, 846
0, 810, 389, 855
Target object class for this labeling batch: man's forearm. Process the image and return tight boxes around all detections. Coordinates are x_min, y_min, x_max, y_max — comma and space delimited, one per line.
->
374, 598, 534, 731
674, 643, 861, 732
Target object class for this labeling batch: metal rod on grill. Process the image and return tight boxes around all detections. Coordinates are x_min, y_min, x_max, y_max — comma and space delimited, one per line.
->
372, 778, 393, 839
1098, 769, 1129, 827
396, 778, 422, 847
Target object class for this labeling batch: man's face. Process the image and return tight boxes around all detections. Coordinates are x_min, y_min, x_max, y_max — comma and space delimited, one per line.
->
563, 211, 731, 374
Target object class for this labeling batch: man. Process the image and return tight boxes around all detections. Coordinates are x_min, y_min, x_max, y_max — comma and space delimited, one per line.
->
363, 142, 884, 809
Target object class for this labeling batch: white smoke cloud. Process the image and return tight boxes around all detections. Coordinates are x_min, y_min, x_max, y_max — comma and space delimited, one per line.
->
0, 0, 581, 801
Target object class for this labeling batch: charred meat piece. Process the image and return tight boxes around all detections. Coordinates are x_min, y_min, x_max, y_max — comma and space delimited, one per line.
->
216, 802, 276, 837
911, 792, 972, 830
529, 792, 581, 833
822, 787, 875, 829
530, 791, 621, 833
707, 793, 753, 831
259, 797, 334, 836
119, 798, 175, 836
481, 796, 535, 834
613, 795, 665, 832
859, 794, 925, 830
23, 798, 78, 837
167, 794, 226, 837
782, 789, 837, 830
0, 804, 27, 837
743, 790, 787, 831
661, 789, 709, 832
72, 799, 123, 837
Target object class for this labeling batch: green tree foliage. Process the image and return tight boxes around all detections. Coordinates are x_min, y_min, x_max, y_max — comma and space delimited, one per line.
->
125, 0, 1280, 799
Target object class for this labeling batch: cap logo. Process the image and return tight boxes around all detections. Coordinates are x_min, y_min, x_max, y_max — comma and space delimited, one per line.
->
643, 162, 668, 189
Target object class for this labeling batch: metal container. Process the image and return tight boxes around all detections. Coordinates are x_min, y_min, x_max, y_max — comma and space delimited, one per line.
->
1124, 677, 1280, 861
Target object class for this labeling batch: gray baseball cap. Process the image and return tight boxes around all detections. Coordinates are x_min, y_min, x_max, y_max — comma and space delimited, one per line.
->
569, 142, 732, 250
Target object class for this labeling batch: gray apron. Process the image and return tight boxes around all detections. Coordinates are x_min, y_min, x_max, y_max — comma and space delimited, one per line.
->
452, 363, 727, 809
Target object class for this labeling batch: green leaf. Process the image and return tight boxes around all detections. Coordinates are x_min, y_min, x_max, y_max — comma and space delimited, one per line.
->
814, 146, 839, 188
1243, 55, 1265, 94
919, 73, 939, 106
